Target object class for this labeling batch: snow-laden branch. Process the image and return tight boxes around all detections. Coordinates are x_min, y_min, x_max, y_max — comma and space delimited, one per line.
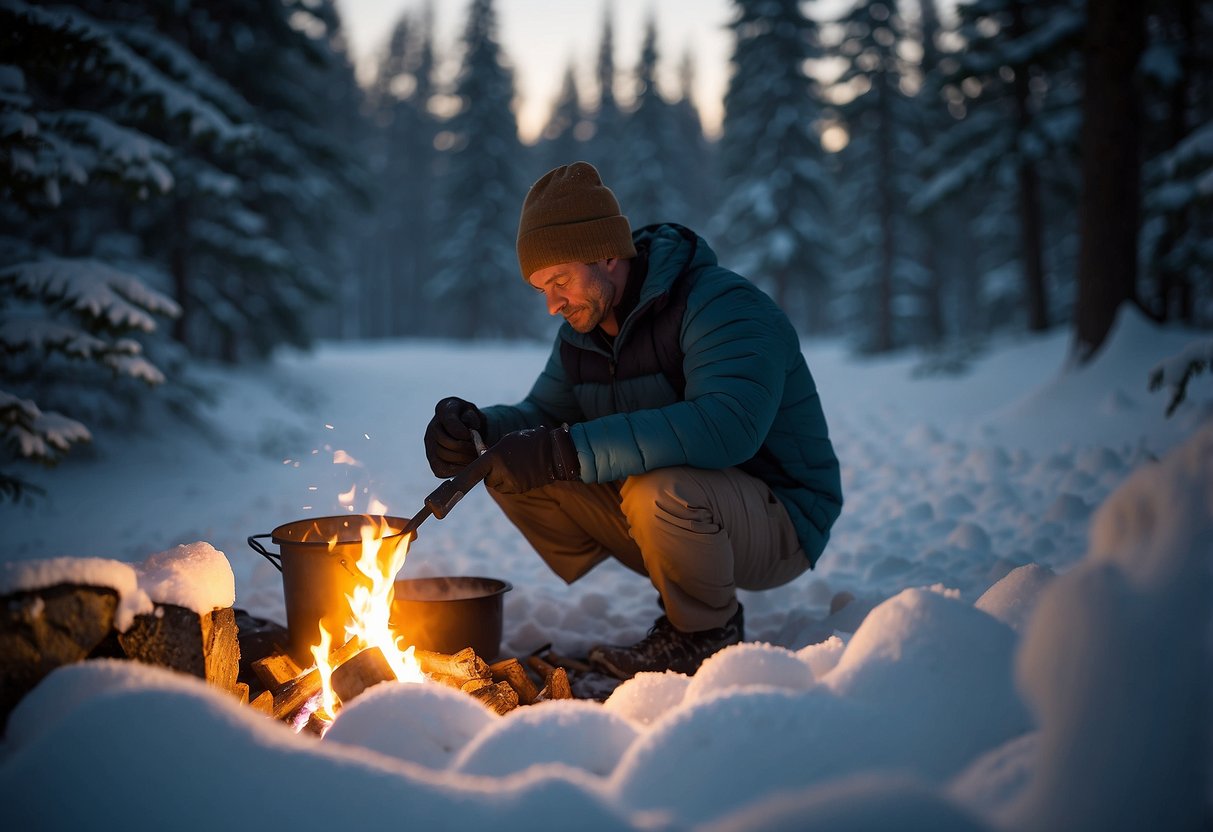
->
1, 0, 252, 144
0, 389, 91, 463
1149, 338, 1213, 417
1, 258, 180, 331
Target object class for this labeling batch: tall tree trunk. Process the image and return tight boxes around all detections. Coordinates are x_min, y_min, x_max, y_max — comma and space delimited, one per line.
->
1009, 0, 1049, 332
1073, 0, 1145, 363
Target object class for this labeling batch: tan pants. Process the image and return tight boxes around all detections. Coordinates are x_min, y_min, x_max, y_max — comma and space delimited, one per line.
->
489, 466, 809, 632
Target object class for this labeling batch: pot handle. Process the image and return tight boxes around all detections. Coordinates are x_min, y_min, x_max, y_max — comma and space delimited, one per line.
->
247, 534, 283, 573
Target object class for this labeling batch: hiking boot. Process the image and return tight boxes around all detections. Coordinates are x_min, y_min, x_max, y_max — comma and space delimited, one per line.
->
588, 605, 744, 679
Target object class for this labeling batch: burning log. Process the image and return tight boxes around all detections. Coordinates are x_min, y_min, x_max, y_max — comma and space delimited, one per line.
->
249, 690, 274, 715
490, 658, 539, 705
331, 645, 396, 705
271, 636, 364, 720
416, 647, 492, 688
469, 680, 519, 715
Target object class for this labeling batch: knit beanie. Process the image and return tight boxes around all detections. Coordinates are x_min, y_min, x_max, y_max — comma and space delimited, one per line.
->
516, 161, 636, 279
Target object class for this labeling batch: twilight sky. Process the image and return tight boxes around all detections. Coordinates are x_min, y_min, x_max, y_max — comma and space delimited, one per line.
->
335, 0, 736, 143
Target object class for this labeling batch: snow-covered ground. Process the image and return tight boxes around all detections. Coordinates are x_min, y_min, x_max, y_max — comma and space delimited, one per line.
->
2, 307, 1210, 829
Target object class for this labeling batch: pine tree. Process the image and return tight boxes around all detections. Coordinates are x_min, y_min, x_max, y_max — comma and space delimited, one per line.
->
614, 17, 690, 228
916, 0, 1084, 336
0, 0, 240, 497
586, 5, 625, 183
668, 48, 716, 233
1139, 0, 1213, 324
429, 0, 535, 339
361, 7, 440, 338
711, 0, 833, 331
540, 60, 586, 171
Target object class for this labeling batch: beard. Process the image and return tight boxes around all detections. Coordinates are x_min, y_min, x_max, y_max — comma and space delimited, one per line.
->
563, 267, 615, 333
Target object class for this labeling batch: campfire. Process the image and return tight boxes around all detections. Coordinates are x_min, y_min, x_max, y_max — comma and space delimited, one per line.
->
248, 512, 574, 734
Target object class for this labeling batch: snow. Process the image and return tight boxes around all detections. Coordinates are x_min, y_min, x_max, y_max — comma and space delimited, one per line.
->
1, 542, 233, 630
3, 306, 1211, 827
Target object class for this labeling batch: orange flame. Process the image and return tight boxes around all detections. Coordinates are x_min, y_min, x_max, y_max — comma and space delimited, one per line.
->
305, 509, 425, 729
311, 622, 338, 718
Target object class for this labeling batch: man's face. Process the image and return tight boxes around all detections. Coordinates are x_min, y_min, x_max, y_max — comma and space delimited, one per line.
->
528, 261, 616, 333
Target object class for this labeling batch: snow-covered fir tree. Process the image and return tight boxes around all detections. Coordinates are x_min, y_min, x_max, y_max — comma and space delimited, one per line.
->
359, 7, 440, 338
915, 0, 1084, 336
0, 0, 238, 497
428, 0, 537, 339
829, 0, 935, 353
135, 0, 369, 361
539, 61, 587, 172
1139, 0, 1213, 325
667, 48, 717, 233
585, 6, 625, 184
613, 17, 692, 229
710, 0, 834, 332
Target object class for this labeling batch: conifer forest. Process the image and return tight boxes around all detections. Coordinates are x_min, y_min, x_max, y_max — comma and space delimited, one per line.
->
2, 0, 1211, 495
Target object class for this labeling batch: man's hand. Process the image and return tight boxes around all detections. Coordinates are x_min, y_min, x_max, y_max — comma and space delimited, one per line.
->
424, 397, 486, 478
482, 427, 581, 494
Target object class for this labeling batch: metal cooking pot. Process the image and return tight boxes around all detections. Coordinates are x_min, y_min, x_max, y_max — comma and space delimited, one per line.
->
248, 514, 411, 666
390, 576, 513, 661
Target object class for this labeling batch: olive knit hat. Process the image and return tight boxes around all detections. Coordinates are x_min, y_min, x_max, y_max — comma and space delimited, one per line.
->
516, 161, 636, 279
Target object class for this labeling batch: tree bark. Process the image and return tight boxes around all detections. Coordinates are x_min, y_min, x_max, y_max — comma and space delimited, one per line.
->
1073, 0, 1146, 362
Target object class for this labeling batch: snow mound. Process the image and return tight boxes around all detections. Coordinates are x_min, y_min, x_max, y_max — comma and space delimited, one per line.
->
824, 588, 1031, 779
0, 542, 233, 630
796, 634, 847, 679
3, 659, 210, 755
703, 773, 989, 832
325, 681, 493, 770
450, 700, 639, 778
683, 641, 814, 703
1005, 423, 1213, 831
611, 688, 858, 824
0, 664, 632, 829
975, 563, 1055, 632
602, 670, 690, 726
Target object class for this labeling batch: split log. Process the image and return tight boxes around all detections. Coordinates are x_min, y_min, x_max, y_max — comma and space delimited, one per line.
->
460, 677, 495, 695
249, 690, 274, 715
118, 604, 240, 692
527, 655, 573, 700
234, 608, 289, 690
490, 658, 539, 705
331, 646, 396, 705
233, 682, 250, 705
469, 680, 519, 715
252, 652, 305, 690
416, 647, 492, 686
0, 585, 120, 726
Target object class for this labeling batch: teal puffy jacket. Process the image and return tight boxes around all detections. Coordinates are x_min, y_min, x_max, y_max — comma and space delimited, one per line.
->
482, 224, 843, 566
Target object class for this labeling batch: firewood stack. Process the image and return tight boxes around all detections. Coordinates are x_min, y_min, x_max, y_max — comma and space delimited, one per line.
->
247, 639, 577, 728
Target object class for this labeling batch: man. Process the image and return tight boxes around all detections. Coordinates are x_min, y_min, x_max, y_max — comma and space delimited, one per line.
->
424, 162, 842, 678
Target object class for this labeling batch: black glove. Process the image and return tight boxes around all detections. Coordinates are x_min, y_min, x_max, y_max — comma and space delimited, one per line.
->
482, 426, 581, 494
424, 397, 486, 478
